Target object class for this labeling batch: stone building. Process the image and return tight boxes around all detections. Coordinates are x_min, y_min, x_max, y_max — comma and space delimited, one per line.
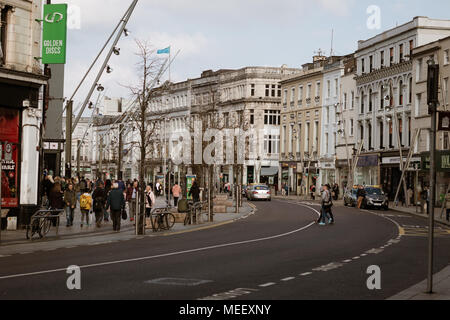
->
411, 35, 450, 203
354, 16, 450, 200
0, 0, 47, 226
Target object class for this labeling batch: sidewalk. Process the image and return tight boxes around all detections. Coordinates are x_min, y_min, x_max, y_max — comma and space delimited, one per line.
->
0, 198, 255, 255
389, 265, 450, 300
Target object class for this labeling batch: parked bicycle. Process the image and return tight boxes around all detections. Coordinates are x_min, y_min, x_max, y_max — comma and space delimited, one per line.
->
184, 201, 209, 225
26, 209, 64, 240
150, 206, 175, 232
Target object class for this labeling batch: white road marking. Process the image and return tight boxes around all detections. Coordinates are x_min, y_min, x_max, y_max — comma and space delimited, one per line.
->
352, 256, 360, 260
300, 272, 312, 276
343, 259, 352, 263
360, 254, 367, 257
281, 277, 295, 281
259, 282, 276, 287
0, 204, 320, 280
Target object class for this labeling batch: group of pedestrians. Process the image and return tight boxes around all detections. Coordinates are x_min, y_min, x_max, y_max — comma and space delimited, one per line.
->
318, 184, 335, 226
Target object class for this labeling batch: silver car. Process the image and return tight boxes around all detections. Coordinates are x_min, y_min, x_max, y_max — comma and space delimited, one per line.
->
247, 185, 271, 201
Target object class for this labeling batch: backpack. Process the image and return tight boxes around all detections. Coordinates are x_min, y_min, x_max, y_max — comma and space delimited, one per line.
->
94, 196, 105, 211
80, 194, 90, 210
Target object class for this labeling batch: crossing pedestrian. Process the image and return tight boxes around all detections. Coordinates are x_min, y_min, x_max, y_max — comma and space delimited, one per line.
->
318, 184, 334, 225
357, 185, 366, 209
106, 182, 125, 232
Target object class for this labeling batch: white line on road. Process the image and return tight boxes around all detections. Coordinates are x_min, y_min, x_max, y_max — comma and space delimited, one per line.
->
259, 282, 276, 287
300, 272, 312, 276
281, 277, 295, 281
0, 203, 320, 281
343, 260, 352, 263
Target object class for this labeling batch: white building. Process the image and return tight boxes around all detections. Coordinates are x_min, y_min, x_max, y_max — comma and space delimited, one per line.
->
354, 16, 450, 199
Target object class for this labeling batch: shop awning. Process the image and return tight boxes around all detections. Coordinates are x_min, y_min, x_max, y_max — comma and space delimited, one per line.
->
261, 166, 279, 176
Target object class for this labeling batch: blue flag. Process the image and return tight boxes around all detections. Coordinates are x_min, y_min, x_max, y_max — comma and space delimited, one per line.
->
157, 47, 170, 54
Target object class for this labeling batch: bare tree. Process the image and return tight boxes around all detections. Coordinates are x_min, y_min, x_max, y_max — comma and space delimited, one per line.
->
125, 40, 164, 234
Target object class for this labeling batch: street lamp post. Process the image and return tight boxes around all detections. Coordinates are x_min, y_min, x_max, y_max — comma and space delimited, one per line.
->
426, 56, 439, 294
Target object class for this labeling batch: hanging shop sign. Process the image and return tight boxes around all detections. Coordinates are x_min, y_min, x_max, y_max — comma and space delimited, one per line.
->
42, 4, 68, 64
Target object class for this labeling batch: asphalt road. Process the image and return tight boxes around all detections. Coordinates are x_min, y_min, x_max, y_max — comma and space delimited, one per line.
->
1, 199, 450, 300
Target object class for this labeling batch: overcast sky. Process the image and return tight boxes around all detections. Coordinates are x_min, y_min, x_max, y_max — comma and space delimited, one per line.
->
50, 0, 450, 114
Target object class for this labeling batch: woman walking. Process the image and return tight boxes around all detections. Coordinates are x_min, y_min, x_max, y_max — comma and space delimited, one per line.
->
48, 182, 64, 227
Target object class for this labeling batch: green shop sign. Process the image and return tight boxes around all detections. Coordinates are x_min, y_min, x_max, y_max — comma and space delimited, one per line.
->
421, 151, 450, 172
42, 4, 67, 64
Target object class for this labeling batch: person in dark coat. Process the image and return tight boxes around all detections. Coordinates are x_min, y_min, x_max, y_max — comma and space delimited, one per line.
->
92, 182, 107, 228
63, 183, 76, 227
48, 182, 64, 226
189, 180, 200, 203
106, 182, 125, 232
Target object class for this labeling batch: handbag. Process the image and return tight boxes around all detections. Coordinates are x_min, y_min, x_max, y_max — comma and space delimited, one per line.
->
121, 208, 128, 220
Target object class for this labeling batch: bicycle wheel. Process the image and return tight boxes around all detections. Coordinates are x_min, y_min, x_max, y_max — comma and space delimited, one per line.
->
39, 219, 52, 238
27, 219, 39, 239
184, 211, 191, 226
166, 213, 175, 229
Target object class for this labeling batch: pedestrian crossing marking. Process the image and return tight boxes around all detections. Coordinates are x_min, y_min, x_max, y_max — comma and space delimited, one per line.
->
401, 225, 450, 238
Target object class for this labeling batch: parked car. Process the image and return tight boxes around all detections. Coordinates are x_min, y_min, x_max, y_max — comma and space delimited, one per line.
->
344, 188, 358, 207
364, 186, 389, 210
247, 185, 271, 201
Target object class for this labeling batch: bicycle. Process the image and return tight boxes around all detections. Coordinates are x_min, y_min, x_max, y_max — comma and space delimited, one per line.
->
26, 209, 63, 240
150, 206, 175, 232
184, 201, 207, 225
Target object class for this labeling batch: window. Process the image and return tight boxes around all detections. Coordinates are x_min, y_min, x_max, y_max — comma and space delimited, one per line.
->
223, 112, 229, 127
369, 89, 373, 112
444, 132, 450, 150
389, 121, 393, 148
327, 80, 331, 97
399, 44, 404, 62
251, 84, 255, 96
325, 133, 329, 154
283, 89, 288, 105
361, 91, 365, 114
315, 82, 321, 98
350, 119, 354, 136
368, 123, 372, 150
344, 93, 347, 110
351, 91, 354, 109
445, 50, 450, 66
399, 80, 404, 106
409, 77, 413, 104
305, 122, 310, 152
307, 84, 312, 99
264, 135, 280, 154
409, 40, 414, 54
278, 85, 282, 97
265, 84, 270, 97
249, 109, 254, 125
380, 50, 384, 68
379, 121, 384, 149
415, 93, 421, 117
361, 58, 365, 73
264, 110, 280, 125
380, 85, 384, 109
444, 78, 449, 102
289, 124, 293, 153
0, 6, 9, 65
369, 55, 373, 72
298, 86, 303, 104
416, 58, 423, 82
399, 118, 403, 147
334, 79, 338, 97
281, 126, 286, 153
271, 84, 276, 97
297, 124, 301, 153
390, 47, 394, 65
291, 87, 295, 104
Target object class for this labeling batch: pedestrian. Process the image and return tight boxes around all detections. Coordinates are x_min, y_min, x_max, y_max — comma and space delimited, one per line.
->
357, 185, 366, 209
145, 185, 155, 218
42, 174, 54, 207
189, 180, 200, 203
407, 187, 414, 207
106, 182, 125, 232
332, 183, 339, 201
310, 184, 316, 200
318, 184, 334, 225
79, 188, 92, 227
92, 181, 107, 228
63, 183, 76, 227
126, 181, 138, 222
48, 182, 64, 226
104, 179, 112, 222
284, 184, 289, 197
172, 182, 181, 207
155, 181, 161, 197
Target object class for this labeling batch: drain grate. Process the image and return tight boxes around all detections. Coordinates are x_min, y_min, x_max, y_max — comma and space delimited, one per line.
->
145, 278, 212, 286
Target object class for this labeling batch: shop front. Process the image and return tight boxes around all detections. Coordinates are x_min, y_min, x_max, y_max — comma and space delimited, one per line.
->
260, 166, 279, 188
380, 155, 419, 201
354, 154, 379, 186
336, 159, 351, 192
421, 151, 450, 205
280, 162, 296, 193
318, 159, 336, 187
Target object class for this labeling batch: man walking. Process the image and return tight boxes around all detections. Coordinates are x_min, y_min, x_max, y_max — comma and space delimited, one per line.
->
189, 180, 200, 203
318, 184, 334, 225
106, 183, 125, 232
92, 182, 107, 228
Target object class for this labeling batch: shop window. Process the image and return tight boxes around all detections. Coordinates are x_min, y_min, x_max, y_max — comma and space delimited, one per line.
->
0, 6, 10, 65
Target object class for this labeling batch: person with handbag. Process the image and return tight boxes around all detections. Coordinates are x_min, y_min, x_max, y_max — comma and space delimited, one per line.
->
318, 184, 334, 226
106, 182, 125, 232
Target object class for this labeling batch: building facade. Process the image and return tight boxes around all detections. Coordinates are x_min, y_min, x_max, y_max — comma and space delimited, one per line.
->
0, 0, 47, 226
354, 16, 450, 200
412, 35, 450, 203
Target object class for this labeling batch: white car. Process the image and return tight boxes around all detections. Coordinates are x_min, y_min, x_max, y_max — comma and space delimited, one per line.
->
247, 185, 271, 201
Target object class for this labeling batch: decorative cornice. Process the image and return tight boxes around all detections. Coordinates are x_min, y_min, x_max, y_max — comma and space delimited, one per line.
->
355, 60, 412, 86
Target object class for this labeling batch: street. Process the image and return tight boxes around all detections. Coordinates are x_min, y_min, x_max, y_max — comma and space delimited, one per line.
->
1, 199, 449, 300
